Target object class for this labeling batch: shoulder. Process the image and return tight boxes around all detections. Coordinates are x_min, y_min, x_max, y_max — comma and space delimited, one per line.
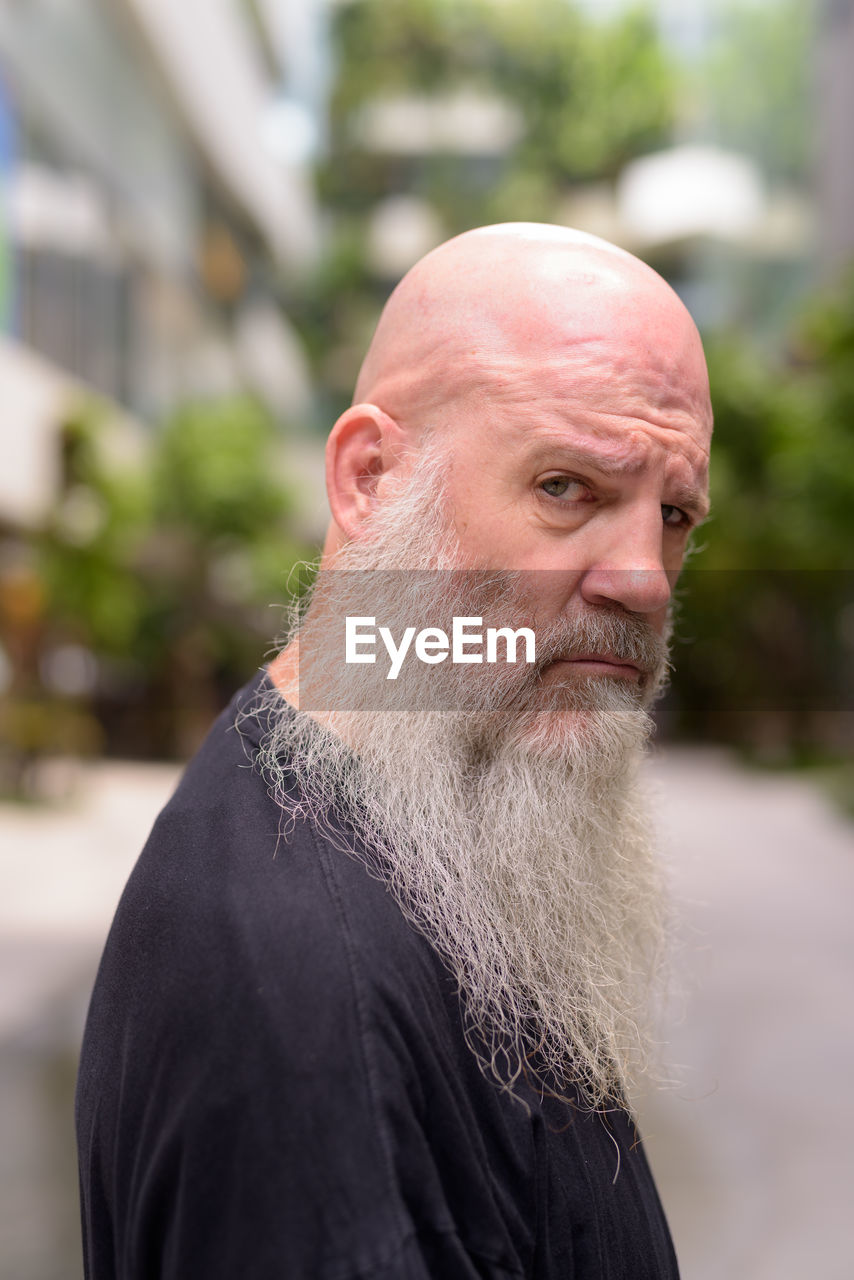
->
77, 674, 470, 1162
77, 680, 520, 1278
88, 676, 443, 1066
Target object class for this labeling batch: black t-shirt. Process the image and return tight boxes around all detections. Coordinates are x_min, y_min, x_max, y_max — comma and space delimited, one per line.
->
76, 672, 680, 1279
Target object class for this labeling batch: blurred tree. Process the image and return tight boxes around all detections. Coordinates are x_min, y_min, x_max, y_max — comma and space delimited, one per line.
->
698, 0, 815, 187
298, 0, 676, 411
1, 404, 150, 792
39, 405, 153, 660
326, 0, 674, 195
669, 275, 854, 757
31, 396, 309, 764
144, 397, 308, 754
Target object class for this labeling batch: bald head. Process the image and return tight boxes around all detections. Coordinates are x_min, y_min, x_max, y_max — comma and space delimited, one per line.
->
352, 222, 711, 441
322, 221, 711, 590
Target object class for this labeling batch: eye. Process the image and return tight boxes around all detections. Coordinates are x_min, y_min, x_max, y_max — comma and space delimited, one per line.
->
540, 475, 590, 501
662, 503, 690, 529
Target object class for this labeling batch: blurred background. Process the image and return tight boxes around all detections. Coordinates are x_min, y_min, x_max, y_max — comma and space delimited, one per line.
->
0, 0, 852, 1276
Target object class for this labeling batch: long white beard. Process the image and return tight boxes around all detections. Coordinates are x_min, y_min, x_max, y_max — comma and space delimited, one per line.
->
253, 444, 672, 1110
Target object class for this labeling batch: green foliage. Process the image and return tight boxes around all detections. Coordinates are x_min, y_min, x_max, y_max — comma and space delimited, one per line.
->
326, 0, 676, 201
499, 5, 674, 182
669, 279, 854, 754
154, 398, 290, 541
700, 290, 854, 573
39, 404, 153, 655
32, 396, 310, 757
698, 0, 815, 185
303, 0, 676, 414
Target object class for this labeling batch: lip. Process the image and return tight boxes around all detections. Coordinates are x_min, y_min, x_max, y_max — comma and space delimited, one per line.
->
549, 654, 644, 681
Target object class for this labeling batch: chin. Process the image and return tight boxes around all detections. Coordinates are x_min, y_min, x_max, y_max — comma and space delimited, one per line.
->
499, 676, 655, 765
518, 720, 584, 761
502, 704, 598, 760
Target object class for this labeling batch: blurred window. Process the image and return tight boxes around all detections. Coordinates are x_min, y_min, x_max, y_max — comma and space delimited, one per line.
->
16, 238, 131, 403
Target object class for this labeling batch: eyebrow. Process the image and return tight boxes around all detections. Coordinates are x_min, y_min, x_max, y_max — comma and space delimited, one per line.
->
525, 442, 712, 521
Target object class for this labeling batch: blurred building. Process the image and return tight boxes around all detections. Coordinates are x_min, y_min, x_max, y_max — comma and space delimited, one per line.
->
0, 0, 322, 528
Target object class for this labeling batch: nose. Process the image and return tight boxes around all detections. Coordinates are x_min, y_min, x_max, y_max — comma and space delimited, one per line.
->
577, 507, 673, 618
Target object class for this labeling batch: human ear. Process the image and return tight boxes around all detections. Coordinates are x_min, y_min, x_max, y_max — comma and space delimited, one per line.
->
325, 403, 406, 540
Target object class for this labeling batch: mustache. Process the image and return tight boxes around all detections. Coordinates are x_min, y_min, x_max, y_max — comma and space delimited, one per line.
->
531, 608, 671, 679
445, 569, 671, 681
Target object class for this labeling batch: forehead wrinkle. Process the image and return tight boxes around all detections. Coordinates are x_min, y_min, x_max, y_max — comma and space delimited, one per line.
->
460, 348, 712, 468
523, 436, 650, 476
462, 335, 709, 418
522, 421, 710, 503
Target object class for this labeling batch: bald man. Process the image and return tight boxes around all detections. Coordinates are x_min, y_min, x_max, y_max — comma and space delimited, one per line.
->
77, 224, 712, 1280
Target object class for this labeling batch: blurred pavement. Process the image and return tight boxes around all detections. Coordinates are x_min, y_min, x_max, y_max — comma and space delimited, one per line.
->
0, 762, 180, 1280
641, 748, 854, 1280
1, 748, 853, 1278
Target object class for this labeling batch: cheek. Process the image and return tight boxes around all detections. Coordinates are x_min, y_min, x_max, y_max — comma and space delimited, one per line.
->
510, 572, 589, 625
444, 442, 521, 533
450, 500, 517, 559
